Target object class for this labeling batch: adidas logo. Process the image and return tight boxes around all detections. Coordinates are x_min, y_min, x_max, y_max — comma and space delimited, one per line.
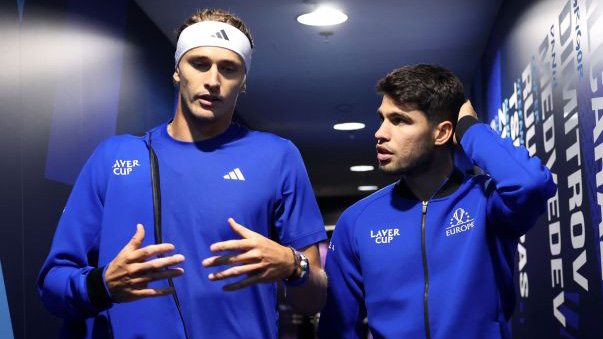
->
223, 168, 245, 181
211, 29, 229, 40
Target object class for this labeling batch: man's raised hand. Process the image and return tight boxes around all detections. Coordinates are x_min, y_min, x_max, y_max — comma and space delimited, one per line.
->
202, 218, 295, 291
104, 224, 185, 303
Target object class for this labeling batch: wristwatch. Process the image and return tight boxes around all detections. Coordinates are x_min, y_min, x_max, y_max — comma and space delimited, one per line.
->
284, 247, 309, 285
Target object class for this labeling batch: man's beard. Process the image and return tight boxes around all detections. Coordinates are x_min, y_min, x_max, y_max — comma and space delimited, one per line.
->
379, 142, 435, 176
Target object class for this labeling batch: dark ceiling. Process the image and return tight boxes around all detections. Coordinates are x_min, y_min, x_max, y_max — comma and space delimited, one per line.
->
134, 0, 503, 198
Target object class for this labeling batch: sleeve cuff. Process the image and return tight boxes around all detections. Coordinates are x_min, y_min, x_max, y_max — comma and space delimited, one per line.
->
284, 229, 328, 250
455, 116, 480, 144
86, 266, 113, 310
102, 265, 111, 299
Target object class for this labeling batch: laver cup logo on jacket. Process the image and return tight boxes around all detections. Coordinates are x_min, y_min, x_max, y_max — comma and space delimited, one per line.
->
370, 228, 400, 244
112, 159, 140, 176
445, 208, 475, 237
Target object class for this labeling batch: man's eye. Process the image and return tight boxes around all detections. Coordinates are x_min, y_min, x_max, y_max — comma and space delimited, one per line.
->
191, 61, 210, 70
222, 65, 238, 73
393, 117, 411, 125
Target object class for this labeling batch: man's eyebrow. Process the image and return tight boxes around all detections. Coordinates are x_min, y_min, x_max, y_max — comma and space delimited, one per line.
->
378, 110, 410, 119
187, 55, 208, 62
219, 59, 239, 66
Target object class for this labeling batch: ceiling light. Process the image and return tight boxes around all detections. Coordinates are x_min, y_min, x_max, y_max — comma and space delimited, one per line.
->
297, 6, 348, 26
358, 185, 378, 191
333, 122, 365, 131
350, 165, 374, 172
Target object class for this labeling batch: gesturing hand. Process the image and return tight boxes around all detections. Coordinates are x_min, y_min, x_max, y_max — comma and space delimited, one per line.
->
105, 224, 185, 303
202, 218, 295, 291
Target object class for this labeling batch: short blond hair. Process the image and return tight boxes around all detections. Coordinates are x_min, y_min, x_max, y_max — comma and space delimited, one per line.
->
176, 9, 254, 49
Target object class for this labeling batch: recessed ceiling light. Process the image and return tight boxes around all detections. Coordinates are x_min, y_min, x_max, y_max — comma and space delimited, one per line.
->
333, 122, 365, 131
350, 165, 374, 172
358, 185, 378, 191
297, 6, 348, 26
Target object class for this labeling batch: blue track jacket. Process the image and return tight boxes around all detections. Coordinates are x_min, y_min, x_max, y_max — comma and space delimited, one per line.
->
318, 117, 556, 339
37, 122, 326, 338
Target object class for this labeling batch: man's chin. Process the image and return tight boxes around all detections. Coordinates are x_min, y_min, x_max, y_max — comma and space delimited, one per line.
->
187, 109, 220, 122
378, 163, 404, 176
191, 114, 216, 122
189, 105, 233, 123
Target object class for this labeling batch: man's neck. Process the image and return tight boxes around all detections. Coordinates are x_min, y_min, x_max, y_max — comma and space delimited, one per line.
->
169, 102, 233, 142
402, 150, 454, 201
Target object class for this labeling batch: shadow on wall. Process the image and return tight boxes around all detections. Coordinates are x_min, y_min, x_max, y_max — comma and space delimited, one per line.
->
0, 0, 175, 338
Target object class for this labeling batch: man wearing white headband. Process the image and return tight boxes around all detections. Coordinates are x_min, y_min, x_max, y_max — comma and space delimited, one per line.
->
38, 9, 327, 338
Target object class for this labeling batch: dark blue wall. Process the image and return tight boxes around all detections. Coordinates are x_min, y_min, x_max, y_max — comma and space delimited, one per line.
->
0, 1, 175, 337
473, 0, 603, 337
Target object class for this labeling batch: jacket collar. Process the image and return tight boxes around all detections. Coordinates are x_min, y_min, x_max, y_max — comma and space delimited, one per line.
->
394, 167, 465, 201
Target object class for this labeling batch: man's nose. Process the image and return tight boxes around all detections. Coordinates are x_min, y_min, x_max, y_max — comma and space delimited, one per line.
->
205, 65, 221, 89
375, 122, 388, 142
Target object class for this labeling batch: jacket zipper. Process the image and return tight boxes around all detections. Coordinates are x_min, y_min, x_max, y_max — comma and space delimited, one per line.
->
168, 277, 189, 339
148, 139, 190, 339
421, 200, 431, 339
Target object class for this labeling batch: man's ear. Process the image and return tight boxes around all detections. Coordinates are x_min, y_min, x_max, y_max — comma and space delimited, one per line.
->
173, 68, 180, 85
433, 120, 454, 146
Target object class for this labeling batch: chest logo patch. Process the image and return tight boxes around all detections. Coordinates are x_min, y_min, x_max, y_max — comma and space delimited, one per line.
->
112, 159, 140, 176
370, 228, 400, 244
223, 168, 246, 181
446, 208, 475, 237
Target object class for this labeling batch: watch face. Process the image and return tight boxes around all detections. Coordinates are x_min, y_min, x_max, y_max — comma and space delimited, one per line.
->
299, 256, 309, 278
285, 250, 309, 283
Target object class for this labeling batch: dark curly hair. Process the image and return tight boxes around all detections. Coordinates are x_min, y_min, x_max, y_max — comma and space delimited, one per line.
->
376, 64, 465, 128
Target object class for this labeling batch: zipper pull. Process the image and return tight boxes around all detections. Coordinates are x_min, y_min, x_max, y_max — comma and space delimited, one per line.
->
422, 201, 428, 214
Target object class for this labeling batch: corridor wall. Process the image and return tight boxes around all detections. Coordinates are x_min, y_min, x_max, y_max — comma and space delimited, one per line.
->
0, 1, 175, 337
472, 0, 603, 337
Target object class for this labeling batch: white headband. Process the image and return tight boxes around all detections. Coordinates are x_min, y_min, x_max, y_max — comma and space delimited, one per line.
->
175, 21, 252, 73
